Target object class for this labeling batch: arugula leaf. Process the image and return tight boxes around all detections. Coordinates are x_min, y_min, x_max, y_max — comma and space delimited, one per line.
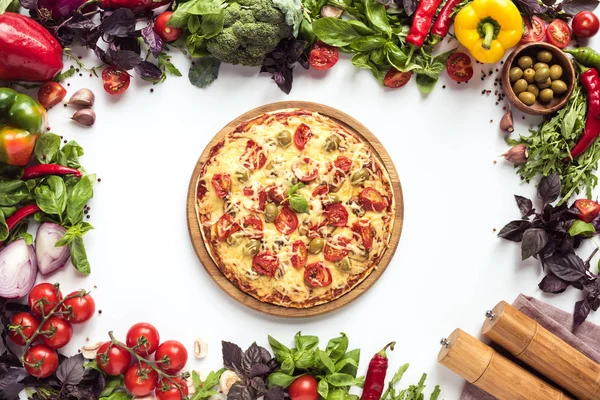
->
189, 56, 221, 88
312, 18, 362, 47
190, 368, 225, 400
34, 176, 67, 219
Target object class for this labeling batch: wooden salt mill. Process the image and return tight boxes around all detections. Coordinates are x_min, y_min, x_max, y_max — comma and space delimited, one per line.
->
438, 328, 571, 400
482, 301, 600, 400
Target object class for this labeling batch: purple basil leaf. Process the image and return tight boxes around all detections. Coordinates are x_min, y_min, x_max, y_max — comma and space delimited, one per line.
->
56, 354, 85, 385
514, 0, 547, 15
582, 279, 600, 297
248, 376, 267, 393
242, 343, 264, 375
538, 273, 570, 294
249, 363, 271, 378
135, 61, 162, 80
538, 173, 561, 206
574, 298, 592, 328
20, 0, 37, 9
561, 0, 599, 15
222, 341, 244, 373
542, 0, 556, 5
107, 48, 141, 70
141, 26, 163, 58
515, 195, 534, 218
498, 220, 531, 242
545, 253, 587, 282
521, 228, 548, 260
590, 296, 600, 311
265, 386, 285, 400
228, 382, 253, 400
402, 0, 417, 15
0, 369, 23, 400
113, 36, 141, 54
100, 8, 136, 37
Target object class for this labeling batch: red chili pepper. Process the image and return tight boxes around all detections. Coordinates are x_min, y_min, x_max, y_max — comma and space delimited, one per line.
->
429, 0, 463, 45
406, 0, 444, 47
21, 164, 82, 180
570, 68, 600, 159
360, 342, 395, 400
100, 0, 169, 12
0, 204, 41, 247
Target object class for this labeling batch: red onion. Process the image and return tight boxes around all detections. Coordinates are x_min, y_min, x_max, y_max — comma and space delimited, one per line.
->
39, 0, 88, 18
0, 239, 37, 299
36, 222, 69, 275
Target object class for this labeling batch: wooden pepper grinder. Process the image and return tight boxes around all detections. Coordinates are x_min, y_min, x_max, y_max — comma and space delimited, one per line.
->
482, 301, 600, 400
438, 328, 572, 400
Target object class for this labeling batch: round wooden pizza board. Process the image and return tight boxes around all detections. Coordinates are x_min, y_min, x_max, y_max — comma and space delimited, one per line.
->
186, 101, 404, 318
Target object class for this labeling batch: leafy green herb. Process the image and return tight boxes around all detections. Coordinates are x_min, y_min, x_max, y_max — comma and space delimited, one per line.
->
54, 66, 77, 82
287, 183, 310, 214
190, 369, 225, 400
312, 18, 362, 46
273, 0, 303, 36
189, 56, 221, 88
34, 176, 68, 221
569, 220, 596, 237
381, 364, 440, 400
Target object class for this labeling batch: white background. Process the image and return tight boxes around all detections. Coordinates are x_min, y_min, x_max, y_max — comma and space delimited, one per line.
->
26, 30, 600, 399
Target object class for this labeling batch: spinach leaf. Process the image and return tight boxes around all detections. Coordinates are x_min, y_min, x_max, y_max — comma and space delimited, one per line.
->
0, 181, 29, 207
34, 176, 67, 219
70, 236, 90, 274
312, 18, 362, 47
67, 174, 95, 225
189, 56, 221, 88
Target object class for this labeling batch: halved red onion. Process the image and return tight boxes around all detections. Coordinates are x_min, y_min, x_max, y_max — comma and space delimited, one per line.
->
36, 223, 69, 275
0, 239, 37, 299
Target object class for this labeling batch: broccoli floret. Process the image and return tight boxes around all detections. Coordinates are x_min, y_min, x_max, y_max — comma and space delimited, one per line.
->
206, 0, 292, 67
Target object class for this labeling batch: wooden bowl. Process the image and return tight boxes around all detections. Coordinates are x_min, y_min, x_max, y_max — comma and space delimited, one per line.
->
502, 42, 575, 116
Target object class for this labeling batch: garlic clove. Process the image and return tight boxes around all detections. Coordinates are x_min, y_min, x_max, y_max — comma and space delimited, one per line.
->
500, 107, 514, 133
194, 338, 208, 359
502, 144, 528, 165
321, 5, 344, 18
219, 370, 241, 395
68, 88, 95, 107
80, 341, 103, 359
72, 108, 96, 126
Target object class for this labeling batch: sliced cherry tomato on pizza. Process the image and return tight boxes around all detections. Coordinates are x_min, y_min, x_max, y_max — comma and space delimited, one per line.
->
383, 68, 412, 88
574, 199, 600, 223
359, 187, 387, 212
242, 216, 264, 239
325, 203, 349, 227
312, 185, 329, 197
275, 207, 299, 235
216, 213, 241, 241
446, 53, 473, 83
242, 140, 267, 170
352, 220, 374, 249
546, 19, 571, 48
291, 240, 308, 268
211, 173, 231, 199
521, 16, 545, 43
323, 236, 349, 262
252, 251, 279, 276
292, 157, 319, 182
334, 156, 352, 175
102, 66, 130, 95
309, 41, 339, 71
197, 181, 208, 201
243, 186, 266, 211
294, 124, 312, 151
304, 262, 333, 287
266, 184, 288, 205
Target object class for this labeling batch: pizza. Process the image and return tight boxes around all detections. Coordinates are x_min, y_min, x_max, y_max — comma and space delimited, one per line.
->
194, 108, 396, 308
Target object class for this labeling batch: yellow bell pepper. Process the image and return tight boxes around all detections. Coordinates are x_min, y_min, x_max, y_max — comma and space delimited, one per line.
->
454, 0, 523, 63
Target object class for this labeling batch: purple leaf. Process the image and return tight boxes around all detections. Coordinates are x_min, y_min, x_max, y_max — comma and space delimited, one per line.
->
538, 273, 570, 294
228, 382, 253, 400
222, 341, 244, 372
521, 228, 548, 260
56, 354, 85, 385
100, 8, 136, 37
538, 173, 561, 206
265, 386, 285, 400
20, 0, 38, 9
498, 220, 531, 242
514, 0, 547, 15
574, 298, 592, 329
106, 48, 142, 70
561, 0, 599, 15
141, 26, 163, 58
402, 0, 417, 15
135, 61, 162, 81
515, 195, 534, 218
545, 253, 587, 282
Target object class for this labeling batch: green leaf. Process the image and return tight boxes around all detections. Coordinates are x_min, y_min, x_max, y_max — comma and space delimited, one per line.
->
416, 74, 438, 94
21, 231, 33, 245
391, 363, 409, 384
178, 0, 221, 15
561, 107, 578, 139
0, 206, 16, 218
313, 18, 362, 47
84, 360, 102, 372
0, 181, 28, 207
268, 335, 291, 362
289, 194, 309, 214
334, 357, 357, 373
294, 350, 317, 369
317, 379, 329, 399
325, 373, 357, 387
272, 0, 303, 36
202, 368, 225, 391
67, 174, 95, 225
350, 36, 387, 52
188, 15, 201, 32
200, 13, 224, 38
54, 66, 77, 82
0, 211, 8, 241
327, 389, 345, 400
268, 372, 297, 388
34, 176, 67, 218
159, 53, 183, 77
569, 220, 596, 237
70, 236, 90, 274
288, 182, 304, 196
189, 56, 220, 88
364, 0, 391, 36
167, 10, 190, 28
384, 42, 409, 71
99, 392, 132, 400
326, 333, 348, 363
347, 20, 376, 35
294, 331, 319, 351
317, 348, 336, 374
280, 356, 295, 375
0, 0, 12, 14
60, 141, 85, 169
192, 371, 202, 390
34, 133, 62, 164
433, 47, 457, 65
300, 18, 317, 46
430, 385, 441, 400
55, 222, 93, 247
99, 376, 125, 397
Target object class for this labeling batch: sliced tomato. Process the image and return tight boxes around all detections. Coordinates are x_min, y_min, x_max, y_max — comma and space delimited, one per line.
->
294, 124, 312, 151
325, 203, 348, 227
243, 186, 266, 211
216, 213, 241, 241
292, 157, 319, 182
383, 68, 411, 88
359, 187, 387, 212
304, 262, 333, 287
266, 184, 289, 205
211, 173, 231, 199
242, 140, 267, 170
447, 53, 473, 83
521, 16, 546, 43
546, 19, 571, 49
309, 41, 339, 71
252, 251, 279, 276
102, 66, 130, 95
334, 156, 352, 175
574, 199, 600, 223
352, 220, 374, 249
242, 215, 264, 239
312, 185, 329, 197
197, 181, 208, 201
573, 11, 600, 38
323, 237, 349, 262
291, 240, 308, 268
274, 207, 298, 235
38, 82, 66, 109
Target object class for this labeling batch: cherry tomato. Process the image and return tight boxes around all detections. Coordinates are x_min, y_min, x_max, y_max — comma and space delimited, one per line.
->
383, 68, 412, 88
62, 291, 95, 323
359, 187, 387, 212
8, 312, 40, 346
521, 16, 546, 43
242, 140, 267, 170
126, 322, 161, 357
352, 220, 374, 249
243, 186, 266, 211
446, 52, 473, 83
325, 203, 348, 227
125, 362, 158, 396
155, 340, 188, 374
29, 283, 62, 318
291, 240, 308, 268
334, 156, 352, 175
211, 173, 231, 199
266, 184, 288, 205
154, 12, 183, 42
216, 213, 241, 241
312, 184, 329, 197
40, 316, 73, 349
574, 199, 600, 223
289, 375, 319, 400
323, 237, 349, 262
309, 41, 339, 71
156, 377, 189, 400
304, 262, 333, 287
275, 207, 299, 235
252, 251, 280, 276
572, 11, 600, 38
96, 341, 132, 376
546, 19, 572, 49
24, 344, 58, 378
38, 82, 66, 109
294, 123, 312, 151
242, 215, 264, 239
102, 66, 131, 95
292, 157, 319, 182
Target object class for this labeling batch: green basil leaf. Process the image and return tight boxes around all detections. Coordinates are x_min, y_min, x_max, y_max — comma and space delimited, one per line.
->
1, 206, 16, 218
200, 13, 224, 38
294, 331, 319, 351
99, 392, 132, 400
178, 0, 221, 15
433, 47, 457, 65
99, 376, 125, 397
288, 182, 304, 196
338, 349, 360, 376
385, 42, 408, 71
334, 357, 357, 373
327, 389, 345, 400
84, 360, 102, 372
280, 356, 295, 375
369, 47, 386, 67
317, 348, 336, 374
268, 335, 291, 362
347, 20, 376, 35
55, 223, 92, 247
0, 211, 8, 241
70, 236, 90, 274
569, 220, 596, 237
300, 18, 317, 46
167, 10, 189, 28
350, 36, 387, 52
289, 194, 309, 214
34, 133, 61, 164
189, 56, 220, 88
34, 176, 67, 218
294, 350, 317, 369
60, 141, 84, 169
325, 373, 356, 387
313, 18, 361, 47
326, 333, 348, 363
351, 53, 386, 83
0, 181, 29, 207
21, 232, 33, 245
317, 379, 329, 399
67, 174, 95, 225
267, 372, 297, 388
365, 0, 391, 36
159, 53, 183, 77
416, 74, 438, 94
188, 15, 201, 33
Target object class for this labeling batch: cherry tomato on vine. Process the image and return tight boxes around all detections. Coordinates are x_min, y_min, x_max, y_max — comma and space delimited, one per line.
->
572, 11, 600, 38
383, 68, 411, 88
96, 341, 132, 375
156, 377, 189, 400
124, 362, 158, 396
40, 316, 73, 349
521, 16, 546, 43
24, 344, 59, 378
126, 322, 161, 356
102, 66, 131, 95
8, 312, 40, 346
155, 340, 188, 374
546, 19, 572, 48
309, 41, 339, 70
38, 81, 66, 109
154, 12, 183, 42
28, 283, 62, 317
288, 375, 319, 400
446, 53, 473, 83
62, 291, 95, 323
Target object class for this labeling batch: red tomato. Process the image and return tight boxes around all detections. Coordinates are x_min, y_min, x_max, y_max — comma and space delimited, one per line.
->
304, 262, 333, 287
154, 12, 183, 42
359, 188, 387, 212
546, 19, 572, 48
38, 81, 66, 109
28, 283, 62, 317
266, 184, 288, 205
291, 240, 308, 268
102, 66, 130, 95
243, 186, 266, 211
334, 156, 352, 175
62, 291, 95, 323
242, 215, 264, 239
292, 157, 319, 182
156, 377, 189, 400
125, 362, 158, 396
289, 375, 319, 400
126, 322, 160, 357
211, 173, 231, 199
383, 68, 412, 88
294, 123, 312, 151
312, 184, 329, 197
572, 11, 600, 38
252, 251, 280, 276
574, 199, 600, 223
40, 316, 73, 349
24, 344, 58, 378
323, 237, 349, 262
309, 41, 339, 71
242, 140, 267, 170
325, 203, 348, 227
521, 16, 546, 43
352, 220, 374, 249
197, 181, 208, 201
96, 341, 132, 376
446, 53, 473, 83
216, 213, 241, 241
275, 207, 299, 235
8, 312, 40, 346
155, 340, 188, 374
